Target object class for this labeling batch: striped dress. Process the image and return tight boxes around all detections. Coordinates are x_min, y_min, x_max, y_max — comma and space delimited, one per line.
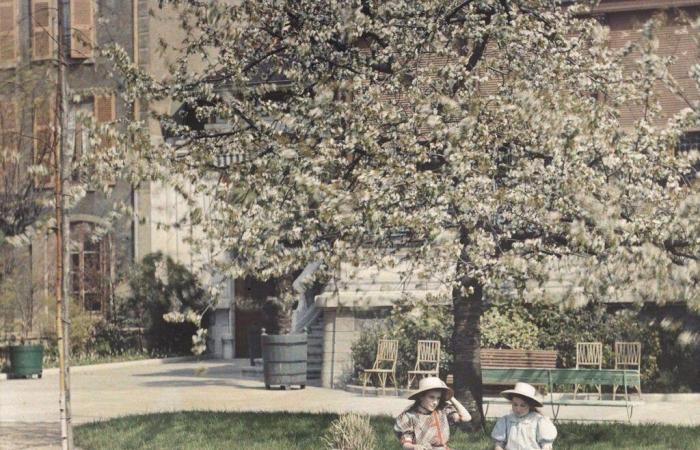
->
394, 404, 459, 450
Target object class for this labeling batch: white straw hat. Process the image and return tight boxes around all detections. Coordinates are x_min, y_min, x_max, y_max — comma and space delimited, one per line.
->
500, 382, 543, 407
408, 376, 454, 401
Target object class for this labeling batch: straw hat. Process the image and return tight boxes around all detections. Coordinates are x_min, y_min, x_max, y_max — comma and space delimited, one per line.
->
408, 377, 454, 401
500, 382, 543, 407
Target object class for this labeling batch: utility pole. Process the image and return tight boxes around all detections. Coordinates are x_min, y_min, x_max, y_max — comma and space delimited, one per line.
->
53, 0, 73, 448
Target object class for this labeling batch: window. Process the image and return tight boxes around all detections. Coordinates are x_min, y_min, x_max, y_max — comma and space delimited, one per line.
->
0, 0, 19, 68
94, 93, 115, 123
0, 98, 18, 192
678, 131, 700, 185
70, 221, 111, 314
71, 101, 91, 183
33, 96, 55, 188
70, 0, 95, 59
32, 0, 56, 61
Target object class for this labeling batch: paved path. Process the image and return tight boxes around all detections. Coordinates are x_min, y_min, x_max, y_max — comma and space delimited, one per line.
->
1, 358, 699, 449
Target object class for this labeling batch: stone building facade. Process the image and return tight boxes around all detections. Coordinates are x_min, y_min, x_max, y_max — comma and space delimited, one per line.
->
1, 0, 137, 331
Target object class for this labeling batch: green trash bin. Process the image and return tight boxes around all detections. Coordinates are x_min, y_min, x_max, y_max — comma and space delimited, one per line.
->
9, 344, 43, 379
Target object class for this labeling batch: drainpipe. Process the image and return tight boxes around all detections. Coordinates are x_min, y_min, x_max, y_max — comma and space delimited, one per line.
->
131, 0, 140, 262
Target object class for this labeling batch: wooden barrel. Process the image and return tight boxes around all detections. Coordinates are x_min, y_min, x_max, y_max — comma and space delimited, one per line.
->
261, 333, 307, 389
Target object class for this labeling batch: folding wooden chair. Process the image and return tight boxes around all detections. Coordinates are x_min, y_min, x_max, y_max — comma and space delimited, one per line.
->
613, 341, 642, 400
361, 339, 398, 396
574, 342, 603, 399
406, 340, 441, 389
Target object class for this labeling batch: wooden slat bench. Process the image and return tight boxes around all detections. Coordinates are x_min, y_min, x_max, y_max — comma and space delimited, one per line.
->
481, 348, 558, 369
446, 348, 558, 386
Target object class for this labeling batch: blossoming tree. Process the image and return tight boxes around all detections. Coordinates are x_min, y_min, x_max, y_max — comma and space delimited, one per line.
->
108, 0, 700, 425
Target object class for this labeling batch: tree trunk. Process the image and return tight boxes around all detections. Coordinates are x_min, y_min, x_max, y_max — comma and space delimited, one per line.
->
451, 227, 485, 430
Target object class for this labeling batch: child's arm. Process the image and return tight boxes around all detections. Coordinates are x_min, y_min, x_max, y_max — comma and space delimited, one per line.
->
494, 445, 505, 450
448, 397, 472, 422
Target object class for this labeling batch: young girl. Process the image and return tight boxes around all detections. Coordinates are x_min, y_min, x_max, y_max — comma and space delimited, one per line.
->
394, 376, 471, 450
491, 382, 558, 450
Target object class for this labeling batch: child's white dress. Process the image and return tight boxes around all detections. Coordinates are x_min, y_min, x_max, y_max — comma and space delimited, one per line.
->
490, 411, 557, 450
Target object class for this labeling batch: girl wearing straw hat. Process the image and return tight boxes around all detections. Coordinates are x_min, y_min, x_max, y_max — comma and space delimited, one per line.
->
394, 376, 471, 450
491, 382, 558, 450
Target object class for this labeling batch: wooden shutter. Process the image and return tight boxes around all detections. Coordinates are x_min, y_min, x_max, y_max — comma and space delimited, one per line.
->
0, 99, 19, 192
32, 0, 55, 61
94, 94, 116, 123
70, 0, 94, 58
0, 98, 18, 147
0, 0, 18, 67
93, 94, 116, 185
33, 96, 55, 188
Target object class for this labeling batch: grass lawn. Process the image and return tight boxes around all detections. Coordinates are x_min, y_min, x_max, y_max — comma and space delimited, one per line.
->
74, 411, 700, 450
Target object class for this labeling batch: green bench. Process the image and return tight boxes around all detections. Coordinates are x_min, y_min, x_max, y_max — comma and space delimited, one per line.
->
481, 368, 643, 421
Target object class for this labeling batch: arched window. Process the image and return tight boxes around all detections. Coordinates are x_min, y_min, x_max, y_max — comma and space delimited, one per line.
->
69, 221, 111, 314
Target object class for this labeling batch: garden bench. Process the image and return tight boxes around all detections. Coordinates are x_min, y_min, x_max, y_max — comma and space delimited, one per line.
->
480, 368, 643, 422
481, 348, 558, 370
445, 348, 558, 387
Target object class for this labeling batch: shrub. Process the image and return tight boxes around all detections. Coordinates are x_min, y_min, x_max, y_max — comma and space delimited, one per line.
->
480, 308, 539, 350
69, 304, 100, 356
525, 302, 662, 387
323, 413, 377, 450
120, 252, 209, 355
350, 295, 698, 392
351, 294, 453, 385
90, 320, 144, 356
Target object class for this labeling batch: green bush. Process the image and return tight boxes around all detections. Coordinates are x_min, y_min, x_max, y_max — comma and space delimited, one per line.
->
480, 308, 540, 350
120, 252, 209, 355
89, 320, 144, 356
350, 295, 699, 392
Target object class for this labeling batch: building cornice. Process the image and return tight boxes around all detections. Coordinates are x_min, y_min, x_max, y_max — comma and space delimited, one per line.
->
594, 0, 700, 14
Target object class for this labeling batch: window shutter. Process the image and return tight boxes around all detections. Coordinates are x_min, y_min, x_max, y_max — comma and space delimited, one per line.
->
0, 0, 18, 67
32, 0, 55, 61
92, 94, 117, 185
94, 94, 116, 123
0, 99, 19, 192
33, 96, 55, 188
70, 0, 94, 58
0, 98, 18, 143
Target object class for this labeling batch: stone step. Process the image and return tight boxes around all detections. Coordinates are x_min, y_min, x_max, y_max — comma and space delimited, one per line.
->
241, 366, 263, 378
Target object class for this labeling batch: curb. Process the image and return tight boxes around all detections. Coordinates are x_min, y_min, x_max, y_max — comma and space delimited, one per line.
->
0, 355, 200, 380
343, 385, 700, 403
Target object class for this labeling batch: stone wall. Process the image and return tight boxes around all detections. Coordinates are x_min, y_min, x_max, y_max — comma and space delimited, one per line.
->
320, 306, 391, 388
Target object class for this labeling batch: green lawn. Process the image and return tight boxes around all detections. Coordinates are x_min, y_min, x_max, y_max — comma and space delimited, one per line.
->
74, 411, 700, 450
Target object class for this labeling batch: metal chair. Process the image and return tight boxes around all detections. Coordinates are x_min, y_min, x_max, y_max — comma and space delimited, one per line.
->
613, 341, 642, 400
574, 342, 603, 399
361, 339, 398, 396
406, 340, 441, 389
